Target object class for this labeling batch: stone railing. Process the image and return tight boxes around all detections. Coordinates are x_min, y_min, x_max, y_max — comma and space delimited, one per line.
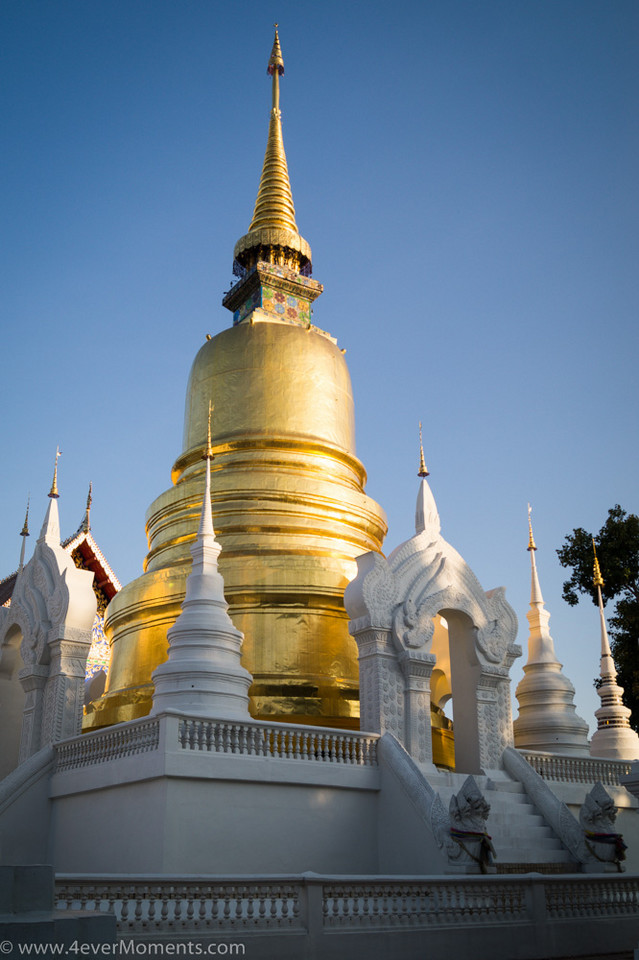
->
55, 718, 161, 772
54, 715, 379, 772
55, 878, 303, 932
177, 718, 379, 766
322, 877, 527, 925
519, 750, 633, 787
544, 876, 639, 918
55, 874, 639, 937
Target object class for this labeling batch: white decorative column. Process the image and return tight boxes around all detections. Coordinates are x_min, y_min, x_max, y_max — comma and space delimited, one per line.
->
589, 546, 639, 760
514, 509, 589, 755
399, 650, 436, 765
151, 429, 252, 719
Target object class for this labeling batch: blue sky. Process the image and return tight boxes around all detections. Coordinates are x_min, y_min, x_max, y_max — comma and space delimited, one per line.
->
2, 0, 638, 733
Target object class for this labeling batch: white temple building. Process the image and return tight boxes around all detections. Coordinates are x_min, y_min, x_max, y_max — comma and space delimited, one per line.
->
1, 28, 639, 960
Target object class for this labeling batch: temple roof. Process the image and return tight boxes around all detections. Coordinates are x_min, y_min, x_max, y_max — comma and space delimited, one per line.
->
1, 505, 120, 614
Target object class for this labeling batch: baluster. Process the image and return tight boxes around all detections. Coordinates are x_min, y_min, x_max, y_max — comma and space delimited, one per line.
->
390, 886, 400, 923
246, 888, 255, 923
293, 730, 301, 760
198, 887, 208, 925
281, 888, 289, 923
231, 724, 240, 754
258, 889, 267, 924
270, 889, 279, 922
234, 887, 244, 923
292, 887, 300, 924
223, 889, 232, 920
322, 889, 330, 925
186, 890, 195, 921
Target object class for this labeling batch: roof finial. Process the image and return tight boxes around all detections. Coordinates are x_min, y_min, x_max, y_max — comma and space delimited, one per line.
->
232, 28, 312, 276
418, 422, 429, 478
592, 537, 604, 588
81, 482, 93, 532
49, 447, 62, 499
204, 401, 214, 460
18, 494, 30, 574
20, 495, 30, 538
268, 24, 284, 80
527, 503, 537, 552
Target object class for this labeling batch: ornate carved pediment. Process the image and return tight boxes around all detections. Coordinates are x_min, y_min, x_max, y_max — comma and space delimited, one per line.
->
344, 551, 399, 630
0, 523, 96, 670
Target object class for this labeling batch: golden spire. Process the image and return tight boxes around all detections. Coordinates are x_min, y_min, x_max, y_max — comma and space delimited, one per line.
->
527, 503, 537, 551
49, 447, 61, 499
593, 538, 604, 588
268, 23, 284, 78
203, 401, 214, 460
233, 27, 312, 275
20, 496, 30, 538
417, 422, 429, 478
81, 482, 93, 532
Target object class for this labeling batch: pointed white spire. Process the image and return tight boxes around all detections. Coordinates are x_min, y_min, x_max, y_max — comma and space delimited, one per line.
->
38, 449, 62, 545
590, 543, 639, 760
415, 425, 440, 536
514, 506, 589, 756
151, 404, 252, 719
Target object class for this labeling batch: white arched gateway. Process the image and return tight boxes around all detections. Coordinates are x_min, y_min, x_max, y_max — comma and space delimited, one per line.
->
344, 477, 521, 773
0, 494, 96, 779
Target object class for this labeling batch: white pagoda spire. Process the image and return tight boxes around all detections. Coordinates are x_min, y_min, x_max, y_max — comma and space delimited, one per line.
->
415, 422, 440, 537
39, 447, 62, 545
151, 404, 252, 719
514, 506, 589, 755
589, 541, 639, 760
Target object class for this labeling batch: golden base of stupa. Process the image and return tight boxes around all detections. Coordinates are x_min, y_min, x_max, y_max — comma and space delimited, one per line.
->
84, 319, 387, 731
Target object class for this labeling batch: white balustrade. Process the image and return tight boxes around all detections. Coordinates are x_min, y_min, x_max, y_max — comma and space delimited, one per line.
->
544, 878, 639, 918
54, 715, 379, 771
55, 874, 639, 936
177, 718, 379, 766
55, 719, 161, 771
55, 879, 303, 932
520, 751, 632, 786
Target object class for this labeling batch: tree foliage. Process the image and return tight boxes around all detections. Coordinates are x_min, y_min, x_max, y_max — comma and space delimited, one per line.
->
557, 505, 639, 732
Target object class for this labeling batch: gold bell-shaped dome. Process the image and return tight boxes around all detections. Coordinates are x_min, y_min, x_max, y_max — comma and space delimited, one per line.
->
84, 29, 387, 731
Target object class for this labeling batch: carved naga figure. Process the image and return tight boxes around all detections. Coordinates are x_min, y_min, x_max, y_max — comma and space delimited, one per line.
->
447, 775, 496, 873
579, 782, 626, 872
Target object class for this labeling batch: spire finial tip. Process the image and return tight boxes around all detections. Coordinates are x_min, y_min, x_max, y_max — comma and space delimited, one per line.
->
593, 537, 604, 588
20, 495, 30, 538
527, 503, 537, 551
418, 421, 429, 478
48, 447, 61, 499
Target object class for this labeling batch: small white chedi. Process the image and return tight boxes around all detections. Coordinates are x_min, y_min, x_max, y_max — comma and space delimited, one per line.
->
513, 507, 590, 755
589, 544, 639, 760
151, 407, 252, 719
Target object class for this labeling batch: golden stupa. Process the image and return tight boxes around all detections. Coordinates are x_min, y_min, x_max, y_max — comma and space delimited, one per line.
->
84, 29, 387, 731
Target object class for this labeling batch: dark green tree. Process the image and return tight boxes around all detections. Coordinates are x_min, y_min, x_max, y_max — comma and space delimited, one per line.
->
557, 505, 639, 732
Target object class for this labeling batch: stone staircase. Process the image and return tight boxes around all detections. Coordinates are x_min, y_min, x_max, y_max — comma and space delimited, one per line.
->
427, 770, 579, 873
